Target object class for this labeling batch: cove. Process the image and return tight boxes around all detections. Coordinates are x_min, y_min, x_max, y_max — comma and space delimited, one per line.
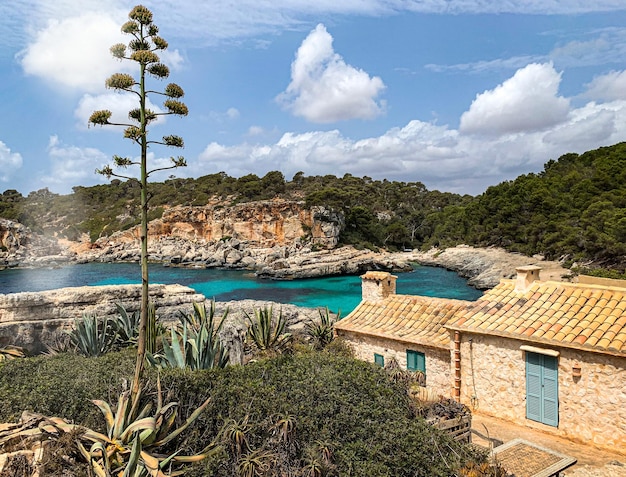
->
0, 262, 482, 314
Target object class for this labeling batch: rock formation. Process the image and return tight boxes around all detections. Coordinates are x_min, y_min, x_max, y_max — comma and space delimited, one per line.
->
0, 284, 330, 355
409, 245, 570, 289
0, 218, 69, 268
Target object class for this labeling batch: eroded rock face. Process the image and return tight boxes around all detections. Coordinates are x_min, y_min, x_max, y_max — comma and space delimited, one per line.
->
0, 284, 205, 354
100, 200, 342, 249
0, 219, 67, 268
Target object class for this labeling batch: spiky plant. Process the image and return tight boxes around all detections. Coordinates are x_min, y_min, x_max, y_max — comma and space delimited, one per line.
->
244, 306, 292, 355
147, 301, 229, 370
304, 307, 340, 350
69, 314, 117, 357
0, 345, 26, 361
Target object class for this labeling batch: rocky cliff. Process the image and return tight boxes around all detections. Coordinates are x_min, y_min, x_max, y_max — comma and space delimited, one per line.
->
0, 284, 330, 355
100, 200, 343, 249
0, 218, 69, 268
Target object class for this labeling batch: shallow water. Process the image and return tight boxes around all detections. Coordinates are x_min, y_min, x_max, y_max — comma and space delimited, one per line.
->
0, 262, 482, 314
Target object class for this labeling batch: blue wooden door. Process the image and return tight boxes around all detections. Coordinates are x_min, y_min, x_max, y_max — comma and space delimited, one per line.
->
526, 352, 558, 427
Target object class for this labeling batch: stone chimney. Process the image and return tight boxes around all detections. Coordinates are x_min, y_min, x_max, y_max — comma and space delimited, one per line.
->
361, 271, 397, 302
515, 265, 541, 293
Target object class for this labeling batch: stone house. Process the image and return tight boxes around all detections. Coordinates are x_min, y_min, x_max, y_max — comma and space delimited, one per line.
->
334, 271, 473, 396
336, 268, 626, 451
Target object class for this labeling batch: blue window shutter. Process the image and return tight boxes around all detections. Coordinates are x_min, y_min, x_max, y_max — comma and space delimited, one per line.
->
526, 352, 559, 427
542, 356, 559, 427
526, 352, 543, 423
374, 353, 384, 367
406, 350, 426, 374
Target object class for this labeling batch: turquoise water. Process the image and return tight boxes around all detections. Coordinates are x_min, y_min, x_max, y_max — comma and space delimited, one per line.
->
0, 262, 482, 314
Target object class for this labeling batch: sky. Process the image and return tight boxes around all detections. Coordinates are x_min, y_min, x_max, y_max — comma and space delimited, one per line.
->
2, 2, 626, 197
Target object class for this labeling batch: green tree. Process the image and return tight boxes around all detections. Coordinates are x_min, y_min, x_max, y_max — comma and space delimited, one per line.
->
88, 5, 188, 398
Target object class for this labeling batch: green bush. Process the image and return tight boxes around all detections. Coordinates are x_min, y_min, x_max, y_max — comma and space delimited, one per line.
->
0, 348, 484, 476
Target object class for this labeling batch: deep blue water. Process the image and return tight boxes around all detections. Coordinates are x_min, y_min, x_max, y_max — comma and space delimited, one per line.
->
0, 263, 482, 314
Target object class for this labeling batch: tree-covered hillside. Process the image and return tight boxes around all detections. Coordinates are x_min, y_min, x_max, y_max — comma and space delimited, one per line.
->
423, 142, 626, 271
3, 142, 626, 271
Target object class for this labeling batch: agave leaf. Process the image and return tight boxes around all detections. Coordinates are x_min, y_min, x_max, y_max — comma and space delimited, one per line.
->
112, 391, 131, 439
119, 417, 156, 442
152, 395, 211, 447
122, 433, 141, 477
140, 450, 165, 477
92, 399, 115, 432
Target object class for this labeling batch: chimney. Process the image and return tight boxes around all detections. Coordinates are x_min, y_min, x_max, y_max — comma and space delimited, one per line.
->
361, 271, 397, 302
515, 265, 541, 293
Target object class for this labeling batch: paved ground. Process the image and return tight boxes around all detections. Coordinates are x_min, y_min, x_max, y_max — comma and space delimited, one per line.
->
471, 413, 626, 476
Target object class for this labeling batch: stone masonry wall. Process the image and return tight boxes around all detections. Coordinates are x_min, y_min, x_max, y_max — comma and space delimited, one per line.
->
457, 333, 626, 451
339, 331, 452, 397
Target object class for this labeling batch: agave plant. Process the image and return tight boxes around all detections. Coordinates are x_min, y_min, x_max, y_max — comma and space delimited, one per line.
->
112, 303, 141, 348
304, 307, 340, 350
62, 379, 217, 477
147, 301, 229, 370
113, 302, 165, 354
69, 314, 117, 357
244, 306, 292, 354
0, 344, 26, 361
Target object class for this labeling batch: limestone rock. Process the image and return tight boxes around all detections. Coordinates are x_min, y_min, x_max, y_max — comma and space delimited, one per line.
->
410, 245, 569, 289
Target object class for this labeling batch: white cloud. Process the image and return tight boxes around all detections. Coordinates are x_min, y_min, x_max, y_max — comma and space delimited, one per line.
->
0, 141, 23, 183
584, 70, 626, 101
195, 64, 626, 194
248, 126, 265, 136
19, 11, 128, 91
459, 63, 570, 136
276, 24, 386, 123
43, 135, 110, 192
226, 108, 240, 120
75, 93, 165, 129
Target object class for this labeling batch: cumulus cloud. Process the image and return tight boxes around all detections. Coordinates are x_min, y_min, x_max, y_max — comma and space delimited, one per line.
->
42, 135, 110, 192
19, 11, 128, 91
0, 141, 23, 183
460, 63, 570, 136
195, 64, 626, 194
276, 24, 386, 123
584, 70, 626, 100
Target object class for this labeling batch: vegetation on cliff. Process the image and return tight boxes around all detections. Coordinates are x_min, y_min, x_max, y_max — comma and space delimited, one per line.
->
3, 142, 626, 272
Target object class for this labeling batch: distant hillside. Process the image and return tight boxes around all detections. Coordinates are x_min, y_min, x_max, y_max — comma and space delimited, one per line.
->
423, 142, 626, 272
3, 142, 626, 273
0, 172, 465, 251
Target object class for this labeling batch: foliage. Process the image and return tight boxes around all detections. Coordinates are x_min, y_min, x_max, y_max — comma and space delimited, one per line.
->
148, 301, 229, 370
304, 307, 340, 350
0, 351, 487, 476
69, 314, 117, 357
0, 350, 136, 428
68, 379, 218, 476
244, 306, 292, 355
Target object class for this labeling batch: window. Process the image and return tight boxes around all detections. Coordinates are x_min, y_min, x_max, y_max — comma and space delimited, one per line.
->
374, 353, 385, 367
406, 350, 425, 374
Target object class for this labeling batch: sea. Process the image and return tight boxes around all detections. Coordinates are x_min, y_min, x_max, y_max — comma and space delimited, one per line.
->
0, 262, 482, 314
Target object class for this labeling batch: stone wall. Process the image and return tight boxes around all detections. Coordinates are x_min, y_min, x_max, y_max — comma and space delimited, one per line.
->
0, 284, 205, 354
339, 331, 452, 397
456, 332, 626, 451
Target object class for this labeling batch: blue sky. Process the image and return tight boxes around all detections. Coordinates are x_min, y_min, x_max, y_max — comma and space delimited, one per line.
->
2, 1, 626, 196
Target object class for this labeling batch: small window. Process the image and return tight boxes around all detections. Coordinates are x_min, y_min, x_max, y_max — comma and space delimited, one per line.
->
374, 353, 385, 367
406, 350, 425, 374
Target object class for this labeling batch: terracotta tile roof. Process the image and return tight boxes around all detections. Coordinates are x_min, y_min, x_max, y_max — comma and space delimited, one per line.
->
335, 294, 473, 349
447, 280, 626, 356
